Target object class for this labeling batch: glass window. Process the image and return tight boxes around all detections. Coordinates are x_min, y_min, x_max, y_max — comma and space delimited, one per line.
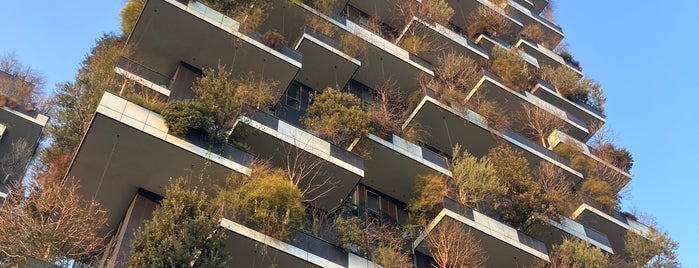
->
285, 84, 301, 110
367, 191, 379, 213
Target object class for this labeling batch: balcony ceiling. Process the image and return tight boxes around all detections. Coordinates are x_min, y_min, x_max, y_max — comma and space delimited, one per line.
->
294, 32, 360, 91
129, 0, 299, 96
357, 135, 449, 203
69, 114, 239, 237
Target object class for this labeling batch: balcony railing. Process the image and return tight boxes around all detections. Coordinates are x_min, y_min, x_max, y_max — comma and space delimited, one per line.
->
116, 56, 171, 89
573, 194, 648, 236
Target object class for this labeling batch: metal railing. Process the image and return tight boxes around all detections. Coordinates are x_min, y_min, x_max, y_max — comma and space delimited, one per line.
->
116, 56, 171, 88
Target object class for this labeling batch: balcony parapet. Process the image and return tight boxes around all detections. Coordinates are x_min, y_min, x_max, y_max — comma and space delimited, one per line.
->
115, 56, 172, 96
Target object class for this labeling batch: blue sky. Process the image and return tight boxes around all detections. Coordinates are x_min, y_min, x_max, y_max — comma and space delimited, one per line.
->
1, 0, 697, 266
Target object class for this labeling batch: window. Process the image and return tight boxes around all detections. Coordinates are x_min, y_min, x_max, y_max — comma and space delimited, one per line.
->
367, 191, 380, 214
285, 83, 301, 110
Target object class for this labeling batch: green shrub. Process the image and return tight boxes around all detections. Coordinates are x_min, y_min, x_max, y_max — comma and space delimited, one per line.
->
400, 35, 429, 54
304, 87, 370, 148
340, 33, 367, 58
450, 145, 506, 211
161, 100, 210, 136
581, 177, 617, 209
334, 216, 365, 254
419, 0, 454, 25
120, 0, 146, 35
549, 237, 609, 268
408, 174, 447, 224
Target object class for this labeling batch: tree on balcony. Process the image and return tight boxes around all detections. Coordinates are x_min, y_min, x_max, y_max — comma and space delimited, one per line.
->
532, 236, 610, 268
625, 226, 680, 268
429, 53, 481, 106
426, 220, 487, 268
487, 144, 561, 231
0, 139, 31, 183
0, 53, 45, 107
518, 103, 566, 147
540, 65, 606, 113
119, 0, 145, 34
367, 80, 422, 142
128, 178, 227, 267
408, 174, 448, 225
200, 0, 271, 33
491, 46, 531, 91
450, 145, 506, 212
466, 6, 512, 39
304, 87, 370, 149
0, 178, 108, 266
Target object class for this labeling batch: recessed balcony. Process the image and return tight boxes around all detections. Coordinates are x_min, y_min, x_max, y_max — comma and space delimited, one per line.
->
414, 197, 549, 267
128, 0, 301, 100
403, 93, 584, 187
531, 80, 605, 133
343, 0, 409, 30
400, 17, 490, 64
355, 134, 451, 203
0, 105, 49, 183
69, 92, 253, 236
230, 106, 364, 212
293, 27, 361, 91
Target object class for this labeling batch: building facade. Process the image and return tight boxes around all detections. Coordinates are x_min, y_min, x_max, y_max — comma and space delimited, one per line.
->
66, 0, 653, 266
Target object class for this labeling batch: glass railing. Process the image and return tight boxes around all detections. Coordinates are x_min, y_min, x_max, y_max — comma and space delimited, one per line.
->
441, 197, 549, 256
289, 228, 349, 267
116, 56, 171, 89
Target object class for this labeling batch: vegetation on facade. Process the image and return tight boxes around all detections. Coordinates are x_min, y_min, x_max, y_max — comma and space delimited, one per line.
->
625, 226, 680, 268
0, 53, 46, 109
128, 178, 227, 267
0, 178, 108, 266
491, 46, 531, 91
540, 65, 606, 113
119, 0, 146, 35
467, 6, 512, 39
533, 236, 610, 268
427, 220, 487, 268
304, 87, 370, 148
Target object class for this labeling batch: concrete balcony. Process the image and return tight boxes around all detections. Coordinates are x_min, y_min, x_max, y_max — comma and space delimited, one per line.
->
531, 216, 614, 254
515, 38, 583, 77
0, 105, 48, 183
507, 0, 563, 46
511, 0, 549, 14
231, 106, 364, 211
128, 0, 301, 100
343, 0, 410, 30
400, 17, 490, 64
115, 56, 172, 97
354, 134, 451, 203
221, 219, 377, 268
68, 92, 253, 236
466, 71, 591, 141
414, 197, 549, 267
474, 33, 540, 68
531, 80, 605, 133
403, 93, 584, 189
293, 27, 361, 91
548, 130, 632, 190
570, 195, 650, 260
446, 0, 523, 42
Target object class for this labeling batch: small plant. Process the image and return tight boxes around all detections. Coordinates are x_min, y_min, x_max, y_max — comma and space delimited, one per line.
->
124, 87, 167, 113
333, 216, 365, 254
466, 6, 511, 39
303, 87, 370, 148
339, 33, 367, 58
306, 13, 336, 37
491, 46, 530, 91
263, 29, 286, 50
559, 50, 581, 70
540, 65, 606, 113
400, 35, 429, 54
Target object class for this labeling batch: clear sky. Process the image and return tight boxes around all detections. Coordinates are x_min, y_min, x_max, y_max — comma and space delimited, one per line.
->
1, 0, 697, 266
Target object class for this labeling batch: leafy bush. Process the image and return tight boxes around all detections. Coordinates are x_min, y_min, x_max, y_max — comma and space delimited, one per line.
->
334, 216, 365, 254
625, 227, 680, 268
128, 178, 227, 267
450, 145, 506, 211
263, 29, 286, 50
400, 35, 429, 54
467, 6, 511, 38
491, 46, 530, 91
581, 177, 617, 209
540, 65, 606, 113
520, 24, 546, 45
201, 0, 271, 33
408, 174, 447, 224
340, 33, 367, 58
304, 87, 370, 148
161, 100, 211, 136
120, 0, 146, 35
546, 237, 609, 268
596, 143, 633, 171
